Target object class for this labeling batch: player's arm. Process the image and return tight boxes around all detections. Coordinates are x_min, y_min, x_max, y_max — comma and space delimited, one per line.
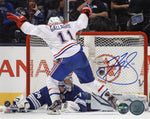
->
75, 13, 89, 29
70, 4, 92, 31
20, 22, 47, 38
6, 12, 47, 38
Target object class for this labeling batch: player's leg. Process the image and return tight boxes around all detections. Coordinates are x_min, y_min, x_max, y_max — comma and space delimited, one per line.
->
47, 59, 69, 102
46, 58, 72, 114
46, 77, 62, 114
26, 86, 52, 109
73, 51, 119, 109
84, 80, 119, 109
10, 94, 30, 112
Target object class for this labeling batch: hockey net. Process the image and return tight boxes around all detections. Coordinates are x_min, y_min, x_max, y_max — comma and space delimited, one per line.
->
26, 32, 148, 101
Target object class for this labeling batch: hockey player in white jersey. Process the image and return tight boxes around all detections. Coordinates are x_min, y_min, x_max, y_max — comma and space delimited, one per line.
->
7, 2, 119, 114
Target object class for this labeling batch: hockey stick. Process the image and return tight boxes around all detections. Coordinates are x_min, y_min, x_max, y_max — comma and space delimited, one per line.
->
3, 103, 48, 113
76, 30, 82, 42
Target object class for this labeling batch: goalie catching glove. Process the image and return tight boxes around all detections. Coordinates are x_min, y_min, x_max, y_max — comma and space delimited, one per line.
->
61, 101, 80, 113
6, 12, 27, 28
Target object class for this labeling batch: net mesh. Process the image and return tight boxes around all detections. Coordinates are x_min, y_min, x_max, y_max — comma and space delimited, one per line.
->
28, 32, 147, 96
78, 34, 145, 95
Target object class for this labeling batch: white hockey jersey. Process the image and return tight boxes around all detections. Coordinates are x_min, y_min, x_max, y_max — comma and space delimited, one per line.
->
21, 13, 88, 59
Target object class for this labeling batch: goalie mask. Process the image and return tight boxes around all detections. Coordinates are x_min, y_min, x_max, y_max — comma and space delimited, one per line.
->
48, 17, 62, 25
58, 75, 73, 94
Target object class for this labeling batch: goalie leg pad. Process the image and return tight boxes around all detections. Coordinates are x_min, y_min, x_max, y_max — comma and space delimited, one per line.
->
15, 94, 30, 109
84, 80, 119, 110
14, 94, 30, 112
84, 79, 108, 96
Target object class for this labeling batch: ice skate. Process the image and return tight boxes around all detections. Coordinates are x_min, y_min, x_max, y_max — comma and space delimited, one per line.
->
47, 100, 62, 115
104, 91, 119, 110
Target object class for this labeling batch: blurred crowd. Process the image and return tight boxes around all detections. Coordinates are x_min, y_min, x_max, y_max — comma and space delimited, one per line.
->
0, 0, 150, 44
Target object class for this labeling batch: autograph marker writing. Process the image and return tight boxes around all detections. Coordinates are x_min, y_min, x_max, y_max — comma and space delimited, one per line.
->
96, 52, 138, 85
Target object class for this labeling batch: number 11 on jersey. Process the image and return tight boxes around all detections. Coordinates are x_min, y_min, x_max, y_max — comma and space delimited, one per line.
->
57, 30, 75, 44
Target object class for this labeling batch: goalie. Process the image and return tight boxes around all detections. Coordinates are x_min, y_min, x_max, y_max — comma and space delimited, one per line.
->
5, 74, 148, 113
6, 75, 93, 113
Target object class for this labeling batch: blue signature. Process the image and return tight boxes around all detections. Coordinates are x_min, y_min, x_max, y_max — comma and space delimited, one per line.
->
96, 51, 138, 85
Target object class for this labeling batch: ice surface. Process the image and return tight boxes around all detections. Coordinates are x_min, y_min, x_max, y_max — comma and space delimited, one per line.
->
0, 110, 150, 119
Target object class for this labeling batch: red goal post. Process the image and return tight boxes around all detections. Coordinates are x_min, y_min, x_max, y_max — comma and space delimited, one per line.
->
26, 31, 148, 100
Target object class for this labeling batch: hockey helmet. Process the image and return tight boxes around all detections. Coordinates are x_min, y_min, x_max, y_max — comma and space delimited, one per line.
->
48, 17, 62, 25
58, 75, 73, 93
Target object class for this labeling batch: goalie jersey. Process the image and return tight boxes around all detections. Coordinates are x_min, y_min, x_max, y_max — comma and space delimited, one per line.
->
20, 14, 88, 59
26, 84, 89, 112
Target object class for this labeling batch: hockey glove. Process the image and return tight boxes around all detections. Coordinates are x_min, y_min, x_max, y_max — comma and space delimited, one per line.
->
7, 12, 27, 28
81, 6, 92, 17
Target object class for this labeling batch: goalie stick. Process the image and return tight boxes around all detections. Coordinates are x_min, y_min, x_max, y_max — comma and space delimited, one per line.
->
3, 100, 44, 113
3, 100, 78, 114
3, 105, 48, 113
77, 30, 82, 42
3, 100, 30, 113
